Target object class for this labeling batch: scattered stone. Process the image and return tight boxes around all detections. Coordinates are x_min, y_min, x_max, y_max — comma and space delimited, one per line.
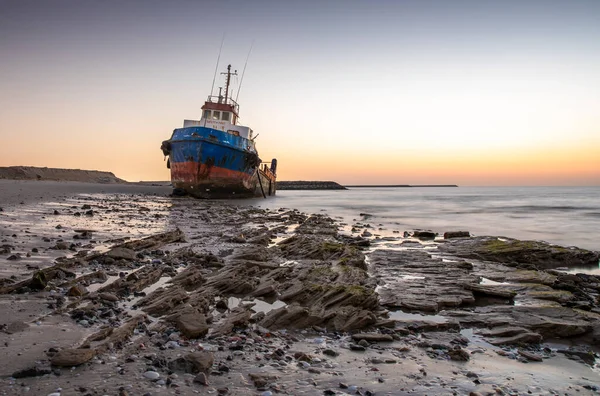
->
413, 230, 437, 240
352, 333, 393, 342
67, 284, 88, 297
1, 321, 28, 334
12, 365, 52, 378
448, 347, 470, 361
194, 372, 209, 385
249, 372, 279, 388
444, 231, 470, 239
143, 371, 160, 380
518, 349, 543, 362
168, 351, 214, 374
172, 312, 209, 339
30, 271, 48, 290
54, 242, 69, 250
51, 348, 96, 367
98, 292, 119, 302
106, 247, 136, 260
323, 349, 339, 357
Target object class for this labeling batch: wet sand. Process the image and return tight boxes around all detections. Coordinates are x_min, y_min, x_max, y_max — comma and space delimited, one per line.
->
1, 180, 599, 395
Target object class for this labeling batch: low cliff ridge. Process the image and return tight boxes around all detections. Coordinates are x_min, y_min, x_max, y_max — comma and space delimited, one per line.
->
0, 166, 125, 183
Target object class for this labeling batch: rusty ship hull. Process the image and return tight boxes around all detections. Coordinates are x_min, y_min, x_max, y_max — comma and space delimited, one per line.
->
164, 126, 276, 198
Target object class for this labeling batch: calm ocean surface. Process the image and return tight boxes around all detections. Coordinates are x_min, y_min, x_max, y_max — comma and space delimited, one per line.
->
244, 186, 600, 251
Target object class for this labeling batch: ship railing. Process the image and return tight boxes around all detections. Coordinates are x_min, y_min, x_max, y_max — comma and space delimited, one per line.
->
206, 95, 240, 113
260, 163, 276, 179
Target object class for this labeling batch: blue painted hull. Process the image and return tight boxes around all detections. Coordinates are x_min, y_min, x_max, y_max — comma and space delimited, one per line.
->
164, 126, 276, 198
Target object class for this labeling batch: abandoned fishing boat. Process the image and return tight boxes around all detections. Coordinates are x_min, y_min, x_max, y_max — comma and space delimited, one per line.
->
160, 64, 277, 198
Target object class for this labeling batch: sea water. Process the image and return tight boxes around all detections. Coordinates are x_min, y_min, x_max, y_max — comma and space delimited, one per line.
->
243, 186, 600, 251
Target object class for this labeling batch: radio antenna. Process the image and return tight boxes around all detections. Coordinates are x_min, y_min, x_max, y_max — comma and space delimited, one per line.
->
235, 40, 254, 103
210, 33, 225, 96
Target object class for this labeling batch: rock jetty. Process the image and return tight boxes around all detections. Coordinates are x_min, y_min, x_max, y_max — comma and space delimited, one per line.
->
276, 180, 347, 190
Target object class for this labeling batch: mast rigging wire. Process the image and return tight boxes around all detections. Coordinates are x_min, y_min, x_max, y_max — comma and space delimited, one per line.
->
210, 33, 226, 97
235, 40, 254, 104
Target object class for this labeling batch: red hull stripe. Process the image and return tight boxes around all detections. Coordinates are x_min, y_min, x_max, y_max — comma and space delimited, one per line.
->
171, 161, 253, 185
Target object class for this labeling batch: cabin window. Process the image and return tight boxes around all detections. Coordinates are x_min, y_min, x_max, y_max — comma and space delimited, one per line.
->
212, 111, 220, 120
221, 112, 230, 122
203, 110, 210, 119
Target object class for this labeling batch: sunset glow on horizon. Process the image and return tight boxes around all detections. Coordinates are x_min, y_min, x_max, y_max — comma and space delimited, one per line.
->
1, 0, 599, 186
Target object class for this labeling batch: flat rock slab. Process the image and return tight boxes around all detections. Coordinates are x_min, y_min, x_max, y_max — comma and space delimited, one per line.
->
370, 249, 478, 312
446, 305, 596, 341
439, 236, 600, 270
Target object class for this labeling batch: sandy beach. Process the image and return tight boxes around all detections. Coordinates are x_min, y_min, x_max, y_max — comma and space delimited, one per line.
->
1, 180, 600, 396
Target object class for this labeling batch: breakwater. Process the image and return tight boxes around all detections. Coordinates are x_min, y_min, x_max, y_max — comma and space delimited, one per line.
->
276, 181, 347, 190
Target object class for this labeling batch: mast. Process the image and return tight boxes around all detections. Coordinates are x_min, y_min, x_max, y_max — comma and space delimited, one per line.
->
221, 64, 237, 103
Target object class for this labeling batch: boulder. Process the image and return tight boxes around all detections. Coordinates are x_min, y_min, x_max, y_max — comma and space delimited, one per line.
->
173, 312, 209, 339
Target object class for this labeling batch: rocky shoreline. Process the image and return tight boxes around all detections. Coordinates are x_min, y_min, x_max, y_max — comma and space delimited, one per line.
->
1, 183, 600, 395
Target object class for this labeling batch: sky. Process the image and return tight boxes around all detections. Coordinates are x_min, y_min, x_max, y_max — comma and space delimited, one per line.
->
1, 0, 599, 186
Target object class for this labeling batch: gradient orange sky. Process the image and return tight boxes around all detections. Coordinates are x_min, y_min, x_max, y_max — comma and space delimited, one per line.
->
1, 0, 599, 186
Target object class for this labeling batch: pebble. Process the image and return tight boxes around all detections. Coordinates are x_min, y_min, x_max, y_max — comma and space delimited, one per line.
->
299, 361, 311, 369
323, 349, 339, 357
143, 371, 160, 380
165, 340, 180, 349
194, 372, 208, 385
